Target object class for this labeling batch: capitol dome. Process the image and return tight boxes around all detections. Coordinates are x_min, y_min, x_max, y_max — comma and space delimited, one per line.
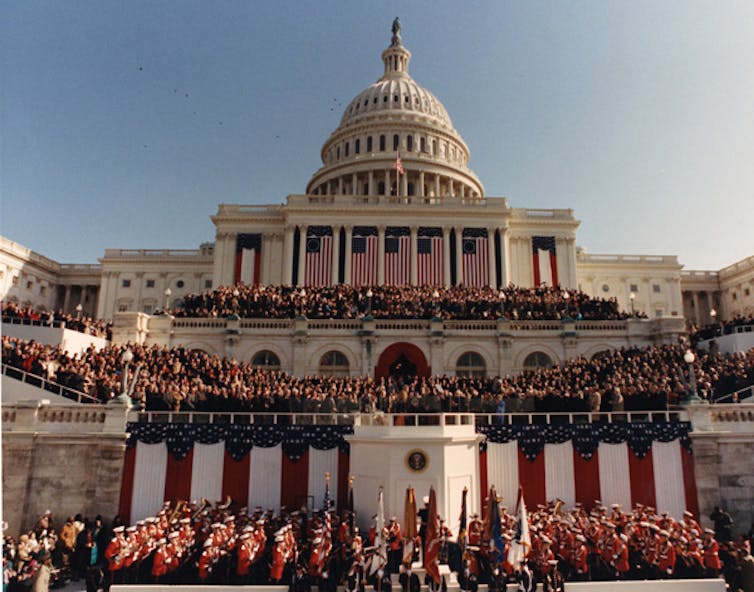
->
306, 20, 484, 199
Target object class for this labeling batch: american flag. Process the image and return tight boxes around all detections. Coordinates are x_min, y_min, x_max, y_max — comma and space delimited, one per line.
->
393, 151, 404, 176
532, 236, 558, 287
234, 234, 262, 285
305, 230, 333, 287
462, 230, 489, 287
417, 232, 444, 287
384, 228, 410, 286
351, 228, 378, 287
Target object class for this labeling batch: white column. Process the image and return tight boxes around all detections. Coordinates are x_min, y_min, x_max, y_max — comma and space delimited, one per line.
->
434, 174, 441, 198
368, 171, 374, 196
283, 226, 295, 286
419, 171, 425, 198
344, 226, 353, 285
377, 226, 386, 285
410, 226, 418, 286
297, 225, 307, 286
384, 170, 390, 196
499, 227, 510, 287
62, 286, 71, 314
487, 228, 497, 288
351, 174, 358, 195
692, 292, 700, 325
449, 179, 455, 197
455, 228, 465, 285
401, 170, 408, 200
442, 227, 451, 287
338, 177, 343, 195
566, 237, 578, 289
331, 226, 341, 285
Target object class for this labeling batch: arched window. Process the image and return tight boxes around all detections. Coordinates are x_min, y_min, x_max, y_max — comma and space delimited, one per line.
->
523, 351, 553, 370
379, 135, 386, 151
393, 134, 399, 150
336, 146, 340, 159
406, 135, 413, 152
367, 136, 373, 152
420, 137, 426, 153
319, 350, 350, 377
456, 352, 487, 378
355, 138, 360, 154
251, 350, 281, 370
345, 142, 349, 157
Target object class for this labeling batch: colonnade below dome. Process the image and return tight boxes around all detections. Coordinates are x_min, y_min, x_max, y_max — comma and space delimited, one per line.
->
309, 168, 481, 200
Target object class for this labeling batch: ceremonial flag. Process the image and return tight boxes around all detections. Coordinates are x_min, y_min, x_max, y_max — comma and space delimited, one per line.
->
483, 486, 505, 565
319, 472, 333, 571
394, 151, 404, 176
417, 228, 444, 286
348, 475, 355, 532
370, 489, 387, 575
532, 236, 558, 287
423, 487, 441, 584
506, 487, 531, 569
457, 487, 468, 556
234, 234, 262, 285
403, 487, 417, 565
461, 229, 489, 287
384, 228, 410, 286
305, 228, 333, 287
351, 228, 378, 287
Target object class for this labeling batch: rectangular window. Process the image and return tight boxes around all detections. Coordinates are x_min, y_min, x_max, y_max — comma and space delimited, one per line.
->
655, 309, 663, 318
367, 136, 372, 152
143, 304, 154, 314
205, 279, 212, 289
407, 135, 413, 151
26, 280, 33, 289
355, 139, 360, 154
122, 279, 131, 288
745, 288, 751, 297
630, 284, 638, 293
653, 284, 661, 293
146, 279, 155, 288
379, 135, 385, 151
12, 276, 18, 286
118, 303, 129, 312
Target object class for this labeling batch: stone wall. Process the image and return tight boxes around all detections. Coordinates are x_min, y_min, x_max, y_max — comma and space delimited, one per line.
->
2, 401, 128, 535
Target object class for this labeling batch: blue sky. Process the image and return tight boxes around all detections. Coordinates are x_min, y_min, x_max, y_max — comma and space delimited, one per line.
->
2, 1, 752, 270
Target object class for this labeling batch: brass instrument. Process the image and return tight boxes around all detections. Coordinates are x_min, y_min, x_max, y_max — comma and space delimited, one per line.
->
169, 500, 186, 523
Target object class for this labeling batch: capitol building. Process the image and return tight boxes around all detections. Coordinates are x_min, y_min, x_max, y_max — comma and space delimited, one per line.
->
2, 21, 752, 375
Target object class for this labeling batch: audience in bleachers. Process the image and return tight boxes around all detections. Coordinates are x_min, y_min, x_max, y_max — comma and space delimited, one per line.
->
1, 302, 112, 340
172, 284, 644, 321
3, 336, 753, 412
690, 315, 754, 344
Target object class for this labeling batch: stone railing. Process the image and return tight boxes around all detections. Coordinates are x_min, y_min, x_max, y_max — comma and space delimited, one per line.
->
3, 400, 128, 434
684, 403, 754, 433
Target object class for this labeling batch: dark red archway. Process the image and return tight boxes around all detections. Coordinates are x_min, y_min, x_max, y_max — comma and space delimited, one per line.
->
374, 342, 430, 379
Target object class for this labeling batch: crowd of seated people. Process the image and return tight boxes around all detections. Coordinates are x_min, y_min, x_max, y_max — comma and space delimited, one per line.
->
3, 500, 752, 591
3, 336, 753, 413
1, 301, 112, 340
172, 284, 645, 321
690, 315, 754, 344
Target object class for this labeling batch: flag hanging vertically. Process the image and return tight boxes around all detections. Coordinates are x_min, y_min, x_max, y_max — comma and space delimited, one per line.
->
461, 228, 489, 287
506, 487, 531, 569
483, 486, 505, 566
457, 486, 468, 557
384, 226, 411, 286
305, 227, 333, 287
348, 475, 355, 532
370, 488, 387, 575
403, 487, 417, 566
417, 227, 444, 286
351, 227, 378, 287
423, 486, 441, 585
532, 236, 558, 287
234, 233, 262, 285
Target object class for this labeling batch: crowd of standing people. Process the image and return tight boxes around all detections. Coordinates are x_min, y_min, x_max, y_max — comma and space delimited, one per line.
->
173, 284, 641, 321
3, 335, 754, 413
1, 302, 112, 340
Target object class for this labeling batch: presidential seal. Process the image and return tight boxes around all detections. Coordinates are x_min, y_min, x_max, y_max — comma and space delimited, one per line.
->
405, 449, 428, 473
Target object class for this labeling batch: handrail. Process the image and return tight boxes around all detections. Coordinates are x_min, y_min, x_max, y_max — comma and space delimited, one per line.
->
2, 316, 64, 329
1, 364, 101, 405
130, 410, 688, 426
713, 384, 754, 404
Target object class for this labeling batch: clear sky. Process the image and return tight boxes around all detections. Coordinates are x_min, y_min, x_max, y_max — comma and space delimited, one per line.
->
2, 0, 752, 270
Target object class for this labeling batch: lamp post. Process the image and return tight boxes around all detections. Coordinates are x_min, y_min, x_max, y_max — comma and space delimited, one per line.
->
629, 292, 636, 316
111, 348, 136, 408
75, 303, 83, 319
366, 288, 373, 319
710, 307, 717, 324
683, 350, 703, 404
232, 288, 240, 317
562, 290, 570, 318
432, 289, 440, 319
498, 290, 506, 319
164, 288, 172, 311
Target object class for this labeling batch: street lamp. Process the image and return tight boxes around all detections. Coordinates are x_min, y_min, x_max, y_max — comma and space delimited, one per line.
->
75, 303, 83, 319
710, 308, 717, 324
498, 290, 506, 319
366, 288, 373, 319
682, 350, 703, 405
232, 288, 240, 316
432, 289, 440, 319
112, 348, 135, 408
629, 292, 636, 316
164, 288, 172, 311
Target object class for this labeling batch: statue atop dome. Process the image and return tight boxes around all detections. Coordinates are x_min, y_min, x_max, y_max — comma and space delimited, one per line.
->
391, 17, 402, 46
